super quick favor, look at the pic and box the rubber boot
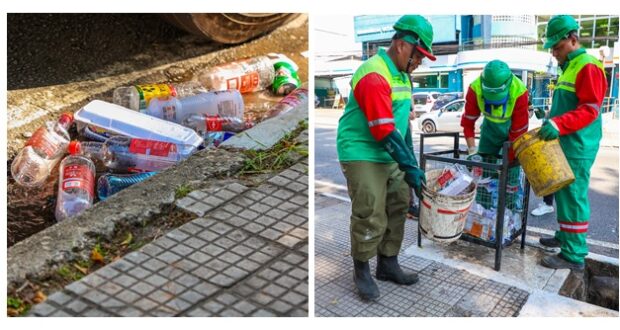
[539,236,561,248]
[541,253,585,271]
[353,259,380,301]
[376,254,419,285]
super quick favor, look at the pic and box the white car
[417,99,544,134]
[412,92,441,117]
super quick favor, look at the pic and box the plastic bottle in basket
[112,81,206,111]
[55,147,96,222]
[271,54,301,96]
[11,113,74,187]
[145,90,244,124]
[69,136,187,173]
[97,172,157,201]
[198,56,275,94]
[183,114,254,134]
[265,83,308,119]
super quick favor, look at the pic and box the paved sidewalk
[315,193,617,317]
[28,161,308,317]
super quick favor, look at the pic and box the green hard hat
[481,60,513,103]
[543,15,580,49]
[393,15,435,60]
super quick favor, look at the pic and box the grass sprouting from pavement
[240,120,308,175]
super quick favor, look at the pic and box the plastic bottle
[145,90,244,124]
[112,81,206,111]
[203,132,236,148]
[70,136,187,173]
[55,148,96,222]
[198,56,275,94]
[183,114,254,134]
[97,172,157,201]
[271,54,301,96]
[11,113,74,187]
[265,83,308,119]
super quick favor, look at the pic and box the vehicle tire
[422,120,436,134]
[161,13,301,44]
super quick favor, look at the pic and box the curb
[7,111,308,288]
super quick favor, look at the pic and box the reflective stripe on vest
[470,75,527,124]
[556,54,605,95]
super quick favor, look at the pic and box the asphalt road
[315,108,619,257]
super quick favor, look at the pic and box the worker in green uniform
[336,15,436,301]
[461,60,530,162]
[538,15,608,271]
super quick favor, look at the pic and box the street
[314,108,619,258]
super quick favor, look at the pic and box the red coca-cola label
[62,164,94,195]
[205,116,223,131]
[128,138,176,157]
[226,72,259,93]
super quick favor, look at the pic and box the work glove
[538,120,559,141]
[534,108,547,120]
[380,130,426,198]
[467,146,477,156]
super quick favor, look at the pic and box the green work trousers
[341,161,410,262]
[554,158,595,264]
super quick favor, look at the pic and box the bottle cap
[59,112,74,125]
[68,141,81,155]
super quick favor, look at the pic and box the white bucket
[419,169,477,243]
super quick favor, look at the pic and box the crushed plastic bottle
[183,114,254,134]
[270,53,301,96]
[11,113,74,187]
[145,90,244,124]
[55,147,95,222]
[197,56,275,94]
[69,136,189,173]
[97,172,157,201]
[112,81,206,111]
[265,83,308,119]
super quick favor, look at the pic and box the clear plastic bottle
[265,83,308,119]
[183,114,254,134]
[11,113,74,187]
[203,131,236,148]
[55,148,96,222]
[145,90,244,124]
[70,136,186,173]
[112,81,206,111]
[97,172,157,201]
[197,56,275,94]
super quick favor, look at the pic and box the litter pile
[10,53,308,224]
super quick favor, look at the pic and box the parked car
[412,92,441,117]
[431,92,464,111]
[417,99,544,134]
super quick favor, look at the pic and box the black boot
[376,254,419,285]
[353,259,380,301]
[541,253,584,271]
[539,236,561,248]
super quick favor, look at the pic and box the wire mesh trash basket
[417,132,531,271]
[419,168,477,243]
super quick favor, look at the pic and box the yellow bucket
[513,128,575,197]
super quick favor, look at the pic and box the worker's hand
[404,167,426,199]
[538,120,559,141]
[467,146,477,155]
[534,108,546,119]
